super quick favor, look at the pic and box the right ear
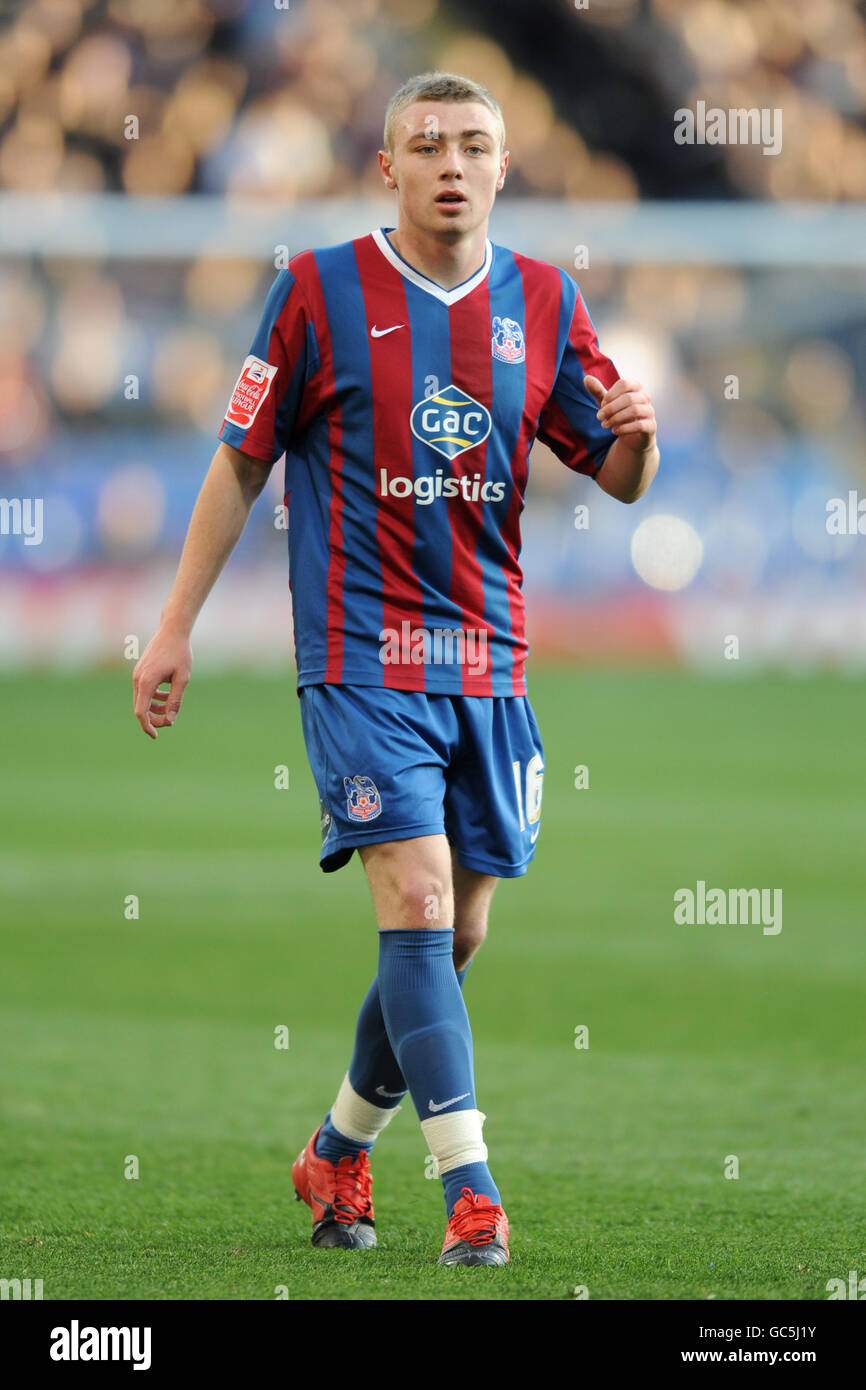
[378,150,398,190]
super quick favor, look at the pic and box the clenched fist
[584,375,657,453]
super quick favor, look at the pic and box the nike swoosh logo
[428,1092,470,1113]
[375,1085,405,1098]
[371,324,405,337]
[530,827,540,843]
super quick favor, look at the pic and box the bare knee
[453,920,487,970]
[388,874,452,930]
[359,837,454,931]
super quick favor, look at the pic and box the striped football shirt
[218,226,620,695]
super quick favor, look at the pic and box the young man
[133,72,658,1267]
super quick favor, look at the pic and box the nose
[439,145,463,178]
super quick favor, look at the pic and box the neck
[386,223,488,291]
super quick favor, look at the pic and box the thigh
[298,683,458,874]
[445,694,545,878]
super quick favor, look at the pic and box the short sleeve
[536,273,620,478]
[218,268,317,465]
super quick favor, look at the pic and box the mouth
[435,190,467,207]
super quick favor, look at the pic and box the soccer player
[133,72,658,1267]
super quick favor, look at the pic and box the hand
[584,375,657,452]
[133,626,192,739]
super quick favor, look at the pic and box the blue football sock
[315,958,474,1165]
[347,960,472,1107]
[376,928,499,1213]
[347,976,408,1108]
[377,929,474,1113]
[441,1161,500,1216]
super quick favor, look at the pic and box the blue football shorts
[298,683,545,878]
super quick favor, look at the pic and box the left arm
[583,375,659,503]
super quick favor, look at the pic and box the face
[379,100,508,240]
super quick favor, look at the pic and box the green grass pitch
[1,666,864,1301]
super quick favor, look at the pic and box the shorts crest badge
[343,774,382,821]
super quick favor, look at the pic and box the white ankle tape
[329,1073,402,1143]
[420,1108,488,1174]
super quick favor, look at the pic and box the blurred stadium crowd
[4,0,866,200]
[1,0,865,666]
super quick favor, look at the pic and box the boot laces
[331,1150,373,1224]
[449,1187,502,1246]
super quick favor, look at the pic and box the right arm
[132,441,272,739]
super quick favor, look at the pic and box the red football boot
[292,1125,377,1249]
[438,1187,510,1266]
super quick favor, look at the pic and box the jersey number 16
[512,754,544,831]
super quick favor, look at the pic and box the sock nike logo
[428,1092,470,1113]
[375,1085,405,1098]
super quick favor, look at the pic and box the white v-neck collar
[371,227,493,306]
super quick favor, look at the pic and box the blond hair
[384,71,506,154]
